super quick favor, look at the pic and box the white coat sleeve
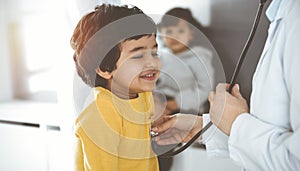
[202,114,230,158]
[229,114,300,171]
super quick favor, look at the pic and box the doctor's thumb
[232,84,243,98]
[208,91,215,103]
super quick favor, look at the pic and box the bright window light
[15,0,74,101]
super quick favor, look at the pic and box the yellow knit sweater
[74,87,159,171]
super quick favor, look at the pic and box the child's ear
[95,68,113,80]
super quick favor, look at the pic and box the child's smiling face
[101,34,161,99]
[161,19,193,54]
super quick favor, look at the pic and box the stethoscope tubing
[159,0,268,158]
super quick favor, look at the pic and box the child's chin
[142,85,155,92]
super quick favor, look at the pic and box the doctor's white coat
[203,0,300,170]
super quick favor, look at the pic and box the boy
[70,4,161,171]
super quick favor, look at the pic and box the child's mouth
[140,71,157,80]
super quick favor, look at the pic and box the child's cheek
[158,59,162,70]
[115,61,142,81]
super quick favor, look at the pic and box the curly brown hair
[71,4,157,88]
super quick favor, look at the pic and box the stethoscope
[154,0,268,158]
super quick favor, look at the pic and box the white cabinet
[0,101,74,171]
[0,123,47,171]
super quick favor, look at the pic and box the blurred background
[0,0,270,170]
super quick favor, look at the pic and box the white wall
[122,0,211,26]
[0,0,13,101]
[75,0,121,16]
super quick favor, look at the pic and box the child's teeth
[146,73,153,77]
[141,72,155,78]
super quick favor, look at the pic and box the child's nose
[168,33,180,40]
[144,52,159,67]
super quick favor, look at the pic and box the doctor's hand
[151,114,202,145]
[208,83,249,135]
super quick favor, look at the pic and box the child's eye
[178,29,185,34]
[131,54,143,59]
[151,52,159,57]
[166,29,173,35]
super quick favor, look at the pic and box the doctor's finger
[216,83,228,94]
[152,115,177,133]
[154,129,182,140]
[182,128,201,143]
[155,130,185,145]
[156,135,182,145]
[208,91,215,103]
[232,84,243,99]
[152,112,170,127]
